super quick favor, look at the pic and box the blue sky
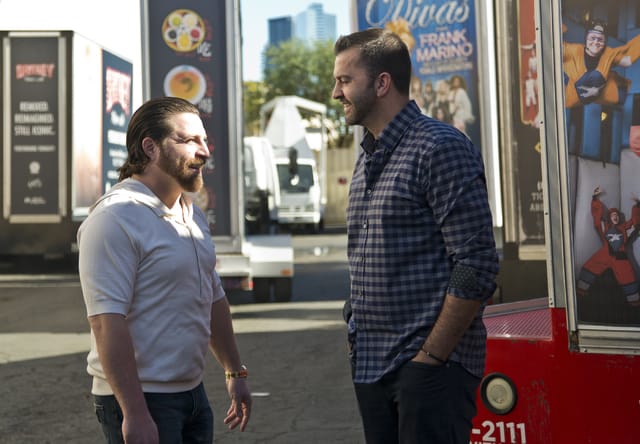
[240,0,352,81]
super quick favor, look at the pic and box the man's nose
[332,82,342,100]
[198,142,211,158]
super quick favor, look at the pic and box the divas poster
[356,0,482,147]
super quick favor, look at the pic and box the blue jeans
[93,382,214,444]
[354,360,480,444]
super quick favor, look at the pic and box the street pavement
[0,232,365,443]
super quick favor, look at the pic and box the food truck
[0,0,293,302]
[353,1,639,442]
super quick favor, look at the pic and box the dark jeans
[93,382,214,444]
[354,360,480,444]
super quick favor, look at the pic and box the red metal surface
[472,304,640,444]
[483,305,553,339]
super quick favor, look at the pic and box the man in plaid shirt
[333,28,499,444]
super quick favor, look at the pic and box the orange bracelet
[225,365,248,379]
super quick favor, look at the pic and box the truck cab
[273,144,324,232]
[260,95,328,233]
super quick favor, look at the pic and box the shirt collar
[94,178,191,220]
[360,100,421,156]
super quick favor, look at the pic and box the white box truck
[260,95,327,233]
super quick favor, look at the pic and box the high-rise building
[263,4,337,77]
[267,3,337,47]
[268,16,293,47]
[294,3,337,43]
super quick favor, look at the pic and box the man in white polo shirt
[78,96,251,443]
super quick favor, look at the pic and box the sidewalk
[0,284,364,443]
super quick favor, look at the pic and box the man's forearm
[422,294,482,361]
[209,298,243,371]
[88,314,148,417]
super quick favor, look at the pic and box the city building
[262,3,337,78]
[267,3,336,47]
[293,3,337,43]
[267,15,293,47]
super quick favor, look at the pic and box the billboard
[145,1,231,236]
[101,50,133,192]
[561,0,640,326]
[355,0,482,147]
[514,0,545,245]
[71,35,133,218]
[2,33,64,222]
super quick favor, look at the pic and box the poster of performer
[515,0,545,244]
[518,0,539,126]
[355,0,482,147]
[562,0,640,326]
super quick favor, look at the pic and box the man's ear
[141,137,157,160]
[376,72,392,97]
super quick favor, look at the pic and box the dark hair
[118,96,199,181]
[585,19,608,42]
[449,74,467,90]
[334,28,411,95]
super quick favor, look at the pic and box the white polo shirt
[78,178,225,395]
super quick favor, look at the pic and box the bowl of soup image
[163,65,207,104]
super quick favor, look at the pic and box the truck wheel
[253,278,271,303]
[274,278,293,302]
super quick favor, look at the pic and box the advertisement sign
[355,0,482,147]
[146,1,231,236]
[562,0,640,326]
[3,34,63,221]
[514,0,545,245]
[101,50,133,192]
[71,35,103,216]
[71,36,132,218]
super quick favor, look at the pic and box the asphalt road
[0,231,364,443]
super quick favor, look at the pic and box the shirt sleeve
[424,134,499,302]
[212,270,226,303]
[78,209,139,317]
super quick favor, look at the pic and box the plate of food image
[162,9,206,52]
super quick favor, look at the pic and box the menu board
[4,34,63,220]
[146,1,231,236]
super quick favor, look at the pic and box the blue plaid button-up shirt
[347,101,499,383]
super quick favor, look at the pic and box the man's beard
[344,82,377,126]
[158,147,204,192]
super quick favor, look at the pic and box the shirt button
[362,222,367,229]
[366,189,372,195]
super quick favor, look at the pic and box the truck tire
[253,278,271,303]
[274,278,293,302]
